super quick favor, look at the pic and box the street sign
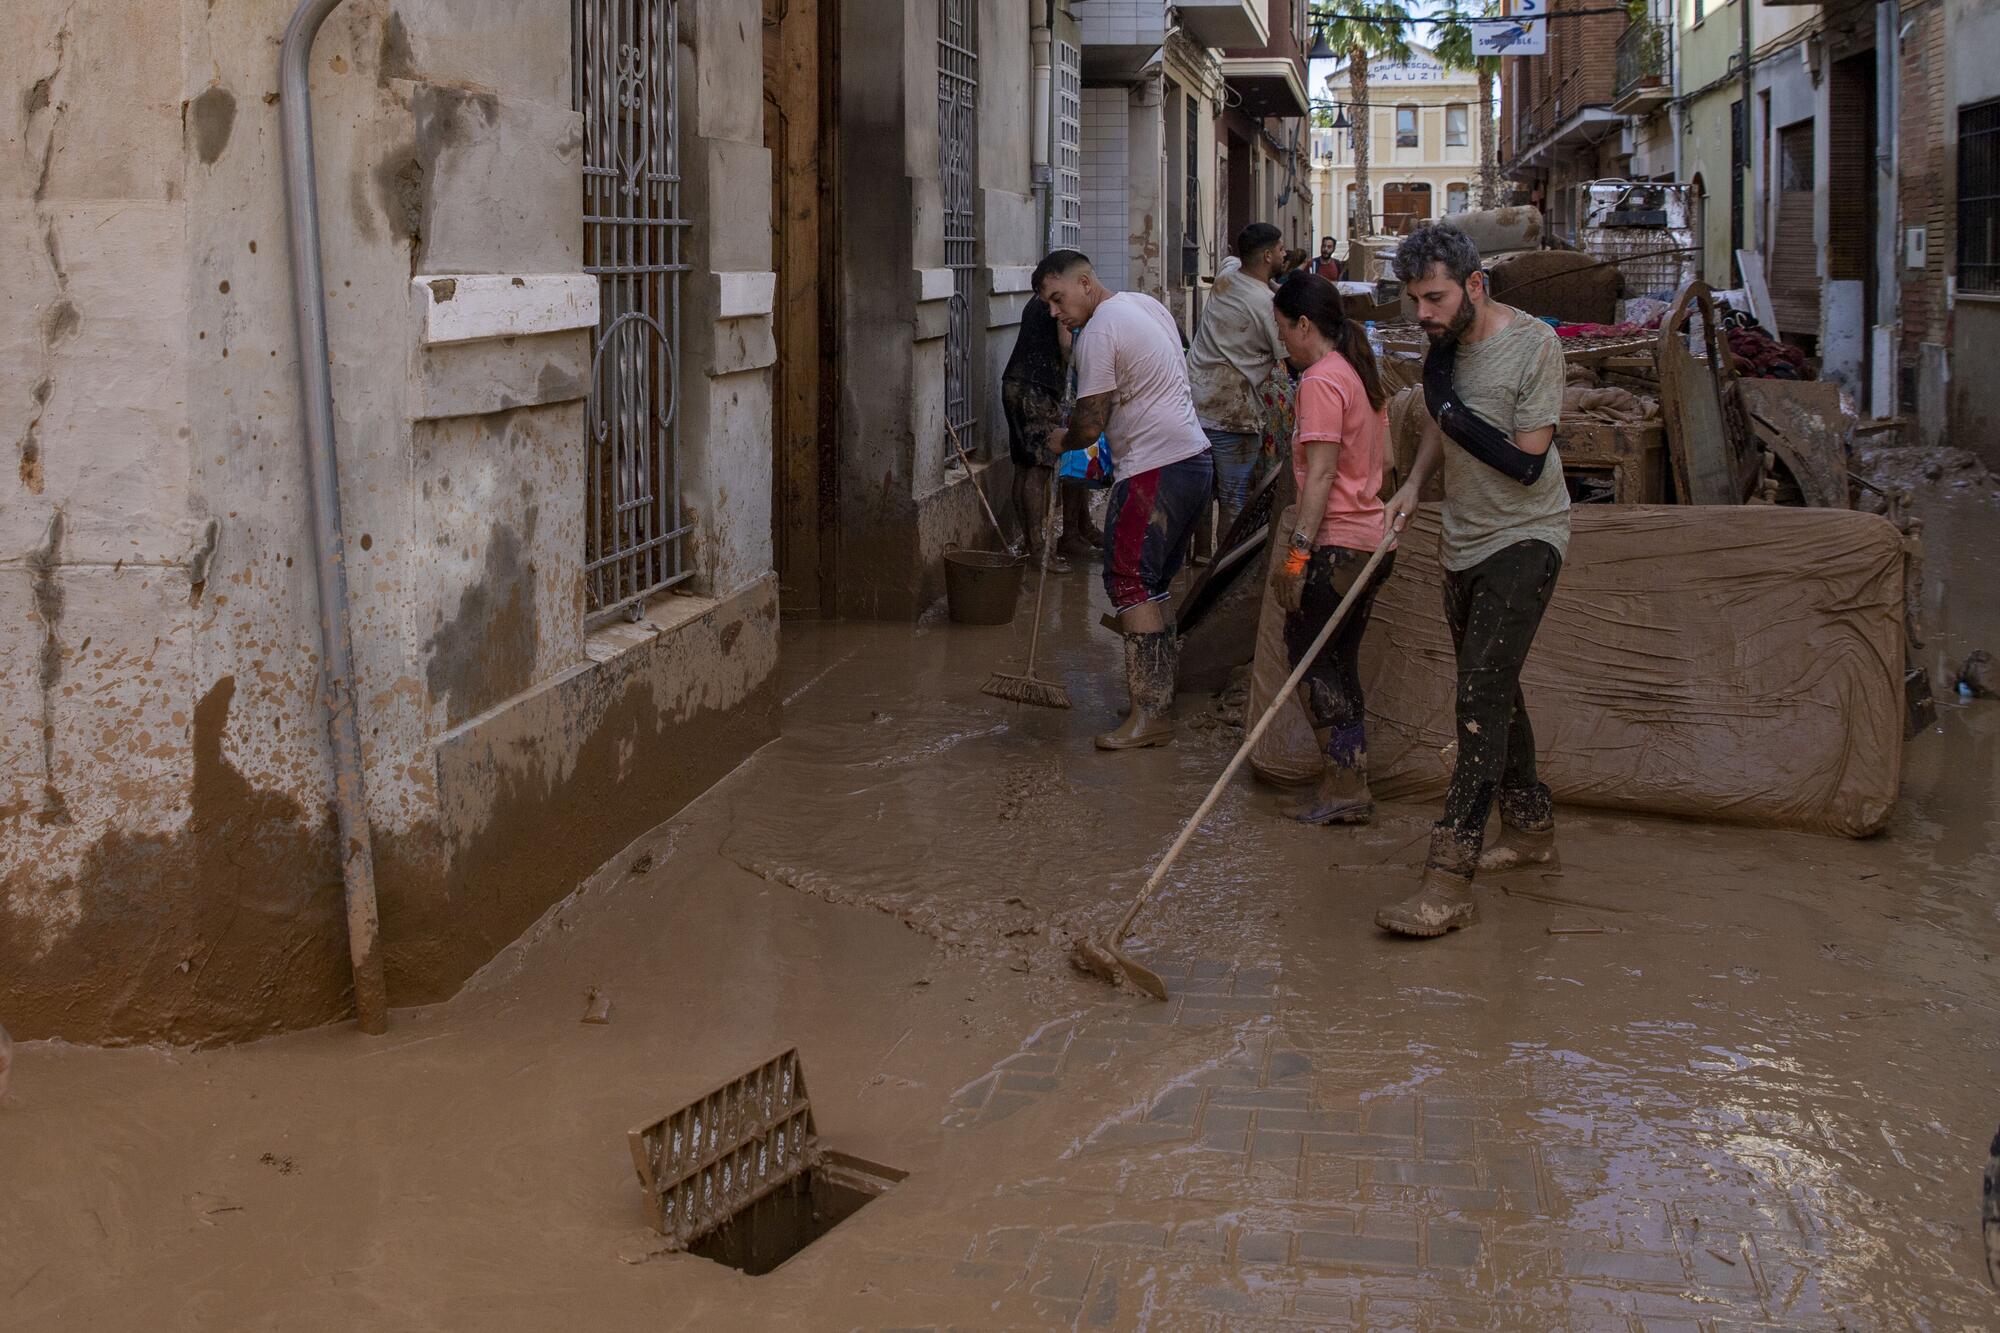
[1472,0,1546,57]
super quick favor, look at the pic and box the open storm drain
[628,1048,905,1275]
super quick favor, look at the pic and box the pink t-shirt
[1073,292,1211,477]
[1292,349,1390,552]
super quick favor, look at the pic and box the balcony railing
[1614,20,1668,106]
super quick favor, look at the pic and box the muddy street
[1,481,1994,1329]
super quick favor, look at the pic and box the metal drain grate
[628,1048,821,1245]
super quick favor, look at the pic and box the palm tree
[1431,1,1504,208]
[1311,2,1414,240]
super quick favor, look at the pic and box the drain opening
[687,1152,903,1275]
[628,1049,906,1273]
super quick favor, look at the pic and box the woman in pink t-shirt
[1267,271,1396,826]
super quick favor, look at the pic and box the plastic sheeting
[1253,505,1906,836]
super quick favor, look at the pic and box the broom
[1070,527,1397,999]
[982,479,1070,708]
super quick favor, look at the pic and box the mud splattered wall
[835,0,1045,619]
[1,0,778,1045]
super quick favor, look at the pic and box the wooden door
[1769,123,1819,341]
[1382,183,1432,236]
[765,0,833,615]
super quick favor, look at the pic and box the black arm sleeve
[1422,340,1548,486]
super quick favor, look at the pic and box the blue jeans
[1203,427,1261,516]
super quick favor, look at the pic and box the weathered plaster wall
[836,0,1022,620]
[2,0,778,1044]
[1128,76,1168,302]
[978,0,1038,467]
[681,2,778,598]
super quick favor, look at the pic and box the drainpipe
[1873,0,1902,418]
[1737,0,1752,263]
[280,0,390,1035]
[1032,4,1055,252]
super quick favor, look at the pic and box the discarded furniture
[1351,506,1906,837]
[1555,418,1669,504]
[1485,249,1623,325]
[1735,378,1852,509]
[1441,205,1545,259]
[1657,283,1758,505]
[1572,180,1698,297]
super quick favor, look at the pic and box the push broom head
[982,670,1071,709]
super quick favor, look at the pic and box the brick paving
[850,952,1918,1329]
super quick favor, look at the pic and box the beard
[1424,293,1478,346]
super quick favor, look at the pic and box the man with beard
[1306,235,1345,281]
[1377,223,1569,938]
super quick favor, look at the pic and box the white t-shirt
[1072,292,1211,477]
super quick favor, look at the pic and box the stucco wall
[836,0,1033,620]
[2,0,778,1044]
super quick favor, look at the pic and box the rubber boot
[1096,630,1177,750]
[1376,827,1479,938]
[1476,783,1558,875]
[1291,723,1373,825]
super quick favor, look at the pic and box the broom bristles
[982,671,1071,709]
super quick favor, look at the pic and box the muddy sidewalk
[4,490,1999,1330]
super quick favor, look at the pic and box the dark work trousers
[1283,545,1396,769]
[1435,538,1563,864]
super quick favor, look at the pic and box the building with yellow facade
[1310,45,1481,256]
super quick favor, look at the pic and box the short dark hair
[1321,235,1336,245]
[1032,249,1092,293]
[1234,222,1283,261]
[1391,222,1483,286]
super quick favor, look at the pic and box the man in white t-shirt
[1033,249,1215,750]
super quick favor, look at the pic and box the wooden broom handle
[1110,527,1398,944]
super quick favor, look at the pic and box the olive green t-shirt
[1438,307,1571,571]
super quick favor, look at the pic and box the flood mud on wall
[1,0,780,1044]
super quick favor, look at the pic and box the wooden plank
[1657,283,1754,505]
[1735,249,1777,335]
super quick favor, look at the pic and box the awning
[1221,57,1310,120]
[1512,107,1625,172]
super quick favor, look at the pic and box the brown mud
[2,487,1999,1328]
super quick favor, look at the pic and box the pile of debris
[1367,276,1945,741]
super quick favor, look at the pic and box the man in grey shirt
[1377,223,1570,938]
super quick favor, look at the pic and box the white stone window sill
[415,273,598,346]
[584,591,720,664]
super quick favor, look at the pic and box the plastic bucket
[942,548,1025,625]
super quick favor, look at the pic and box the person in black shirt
[1002,295,1073,561]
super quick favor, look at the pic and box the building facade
[1312,47,1483,253]
[1219,0,1316,257]
[1952,0,2000,462]
[0,0,1124,1045]
[1076,0,1309,337]
[1500,0,1978,461]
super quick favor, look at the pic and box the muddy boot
[1291,724,1373,825]
[1376,827,1479,938]
[1476,783,1558,875]
[1096,630,1177,750]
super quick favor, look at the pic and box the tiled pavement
[897,958,1853,1329]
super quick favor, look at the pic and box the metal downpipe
[280,0,389,1035]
